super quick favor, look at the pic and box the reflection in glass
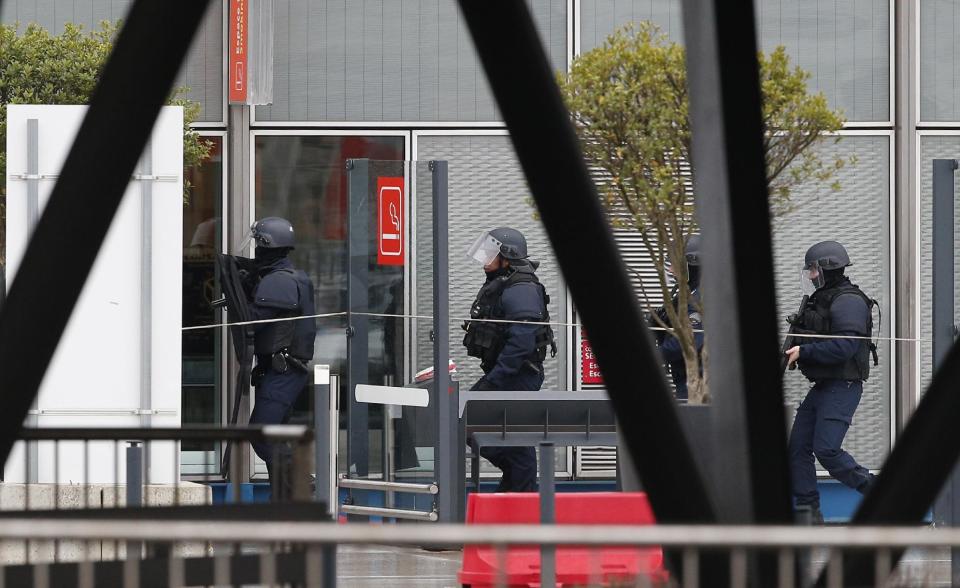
[181,136,223,476]
[254,136,405,478]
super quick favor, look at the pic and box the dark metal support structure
[932,159,960,584]
[430,160,457,523]
[680,0,793,527]
[126,442,144,561]
[840,159,960,584]
[0,0,212,463]
[346,158,371,478]
[457,0,715,528]
[539,442,557,588]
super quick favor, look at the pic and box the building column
[894,0,919,431]
[227,103,252,482]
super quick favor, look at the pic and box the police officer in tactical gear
[244,217,317,495]
[650,235,704,402]
[462,227,556,492]
[784,241,878,523]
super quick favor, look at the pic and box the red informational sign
[581,330,604,385]
[228,0,248,103]
[377,177,404,266]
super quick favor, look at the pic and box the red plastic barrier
[459,492,669,587]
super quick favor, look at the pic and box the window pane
[918,136,960,391]
[771,134,891,470]
[254,135,405,478]
[0,1,224,123]
[255,0,566,122]
[578,0,890,122]
[920,1,960,122]
[181,136,224,475]
[414,134,568,394]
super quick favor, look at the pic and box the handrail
[15,425,312,443]
[338,477,439,495]
[0,520,953,548]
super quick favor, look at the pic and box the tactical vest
[254,268,317,361]
[792,281,878,382]
[461,270,557,370]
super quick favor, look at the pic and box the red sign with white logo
[228,0,248,103]
[377,177,404,266]
[581,330,604,385]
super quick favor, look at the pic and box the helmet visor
[800,262,825,296]
[466,231,503,266]
[238,222,258,254]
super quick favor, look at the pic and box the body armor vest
[461,270,557,370]
[254,268,317,361]
[792,281,878,382]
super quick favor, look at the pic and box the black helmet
[684,234,701,266]
[489,227,528,261]
[668,234,702,268]
[804,241,851,270]
[250,217,295,249]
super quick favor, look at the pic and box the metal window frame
[572,0,894,128]
[180,130,230,481]
[834,0,898,128]
[914,128,960,401]
[411,128,571,393]
[914,0,960,128]
[411,128,575,479]
[835,129,900,465]
[246,3,572,130]
[188,0,228,129]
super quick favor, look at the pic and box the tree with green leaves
[559,23,850,404]
[0,21,211,265]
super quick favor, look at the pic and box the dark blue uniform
[471,275,548,492]
[658,289,704,401]
[788,284,875,509]
[247,257,315,482]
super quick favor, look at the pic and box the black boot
[809,505,825,525]
[795,504,824,525]
[857,472,877,495]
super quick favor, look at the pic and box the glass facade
[5,0,949,482]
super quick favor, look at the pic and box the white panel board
[355,384,429,407]
[4,105,183,483]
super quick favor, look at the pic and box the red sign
[377,177,404,266]
[581,330,604,385]
[228,0,248,103]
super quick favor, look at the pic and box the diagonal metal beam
[680,0,794,526]
[839,325,960,583]
[0,0,212,463]
[456,1,716,525]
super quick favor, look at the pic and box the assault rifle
[780,295,809,376]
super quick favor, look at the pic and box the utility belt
[480,358,545,377]
[251,349,309,387]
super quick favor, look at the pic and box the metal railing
[10,425,315,506]
[0,520,953,587]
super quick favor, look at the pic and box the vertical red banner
[377,177,404,266]
[581,329,604,385]
[228,0,248,103]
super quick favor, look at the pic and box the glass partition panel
[254,136,404,478]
